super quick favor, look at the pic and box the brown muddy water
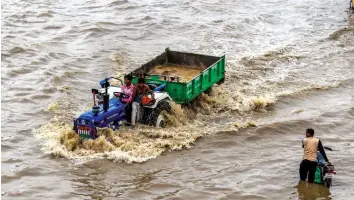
[1,0,354,199]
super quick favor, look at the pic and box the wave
[9,46,26,54]
[328,27,354,40]
[240,48,303,68]
[6,68,33,77]
[107,0,129,7]
[277,81,342,97]
[37,10,55,18]
[43,25,63,30]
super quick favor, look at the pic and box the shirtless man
[131,77,155,125]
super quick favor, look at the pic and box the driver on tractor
[120,74,135,125]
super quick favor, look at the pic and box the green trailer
[130,48,226,104]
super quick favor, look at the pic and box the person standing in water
[300,128,330,183]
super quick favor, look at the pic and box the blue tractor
[73,77,172,139]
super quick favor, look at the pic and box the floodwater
[1,0,354,199]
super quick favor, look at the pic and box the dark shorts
[125,102,132,123]
[299,159,318,183]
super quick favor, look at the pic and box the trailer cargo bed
[131,48,225,104]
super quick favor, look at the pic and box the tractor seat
[147,84,158,90]
[153,83,166,92]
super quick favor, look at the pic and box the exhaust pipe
[91,89,100,115]
[103,94,109,112]
[103,80,110,112]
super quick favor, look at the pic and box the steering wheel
[113,92,130,99]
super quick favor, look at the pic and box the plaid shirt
[121,84,134,103]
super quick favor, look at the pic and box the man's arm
[318,140,329,162]
[146,85,155,100]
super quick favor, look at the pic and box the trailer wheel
[203,87,213,95]
[217,77,225,85]
[146,101,172,128]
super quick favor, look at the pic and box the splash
[51,72,82,84]
[37,121,204,163]
[36,45,342,163]
[184,88,237,116]
[250,97,274,111]
[60,130,80,151]
[57,85,72,92]
[35,78,337,164]
[37,86,269,164]
[163,102,188,126]
[109,52,130,76]
[185,87,275,115]
[47,102,59,113]
[36,98,206,163]
[233,121,257,129]
[109,52,126,65]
